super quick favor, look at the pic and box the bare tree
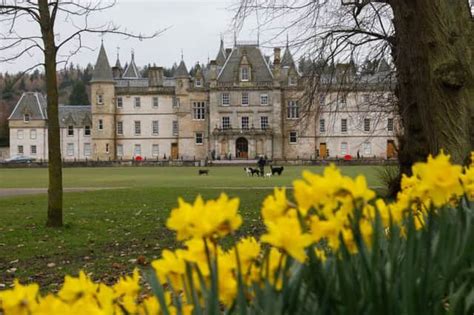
[235,0,473,175]
[0,0,164,227]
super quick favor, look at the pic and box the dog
[270,166,284,176]
[244,167,260,177]
[198,169,209,176]
[264,172,273,178]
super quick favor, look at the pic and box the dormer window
[195,78,202,87]
[97,94,104,105]
[240,66,250,82]
[289,76,297,86]
[24,114,30,122]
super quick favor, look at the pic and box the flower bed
[1,152,473,314]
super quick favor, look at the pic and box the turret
[90,42,116,160]
[175,59,189,93]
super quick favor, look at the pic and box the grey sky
[0,0,287,73]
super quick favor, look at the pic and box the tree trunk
[390,0,474,172]
[38,0,63,227]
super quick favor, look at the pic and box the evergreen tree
[68,81,89,105]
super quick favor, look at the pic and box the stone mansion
[8,39,398,161]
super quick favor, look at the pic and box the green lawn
[0,165,384,290]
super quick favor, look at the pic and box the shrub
[1,152,474,315]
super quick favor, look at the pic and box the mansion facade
[9,39,399,161]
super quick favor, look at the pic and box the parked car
[3,156,36,164]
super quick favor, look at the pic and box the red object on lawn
[135,155,143,161]
[344,154,352,161]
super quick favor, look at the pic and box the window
[152,120,159,135]
[152,144,159,156]
[97,94,104,105]
[153,97,159,108]
[117,97,123,108]
[387,118,394,132]
[17,130,24,139]
[287,101,299,119]
[241,66,249,81]
[364,118,371,132]
[67,143,74,156]
[172,120,179,136]
[98,119,103,130]
[134,97,141,108]
[241,116,249,130]
[241,92,249,106]
[24,114,30,122]
[18,145,24,155]
[319,119,326,133]
[116,144,123,157]
[339,95,347,106]
[289,76,297,86]
[222,93,230,106]
[68,125,74,136]
[134,121,141,135]
[341,142,348,155]
[341,119,348,133]
[173,97,180,108]
[222,116,231,129]
[260,116,269,130]
[30,129,37,140]
[117,121,123,135]
[319,95,326,105]
[105,144,110,154]
[195,132,203,145]
[30,145,37,155]
[195,78,202,87]
[134,144,141,156]
[84,143,91,156]
[289,131,298,144]
[260,94,268,105]
[84,126,91,136]
[363,142,372,156]
[193,102,206,120]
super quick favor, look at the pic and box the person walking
[257,156,266,177]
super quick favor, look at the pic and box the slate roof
[122,53,141,79]
[90,43,114,83]
[175,60,189,78]
[59,106,92,127]
[8,92,47,120]
[217,44,273,83]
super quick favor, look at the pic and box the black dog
[244,167,260,177]
[271,166,284,176]
[198,169,209,175]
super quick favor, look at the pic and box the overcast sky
[0,0,289,73]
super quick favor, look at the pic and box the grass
[0,165,383,290]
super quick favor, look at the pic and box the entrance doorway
[171,143,179,160]
[387,140,396,158]
[319,143,327,158]
[236,137,249,159]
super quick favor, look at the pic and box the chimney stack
[209,60,218,87]
[274,47,281,65]
[148,66,164,87]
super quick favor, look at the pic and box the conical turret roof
[91,43,114,83]
[281,47,296,69]
[216,39,227,66]
[175,60,189,78]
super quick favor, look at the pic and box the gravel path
[0,187,122,198]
